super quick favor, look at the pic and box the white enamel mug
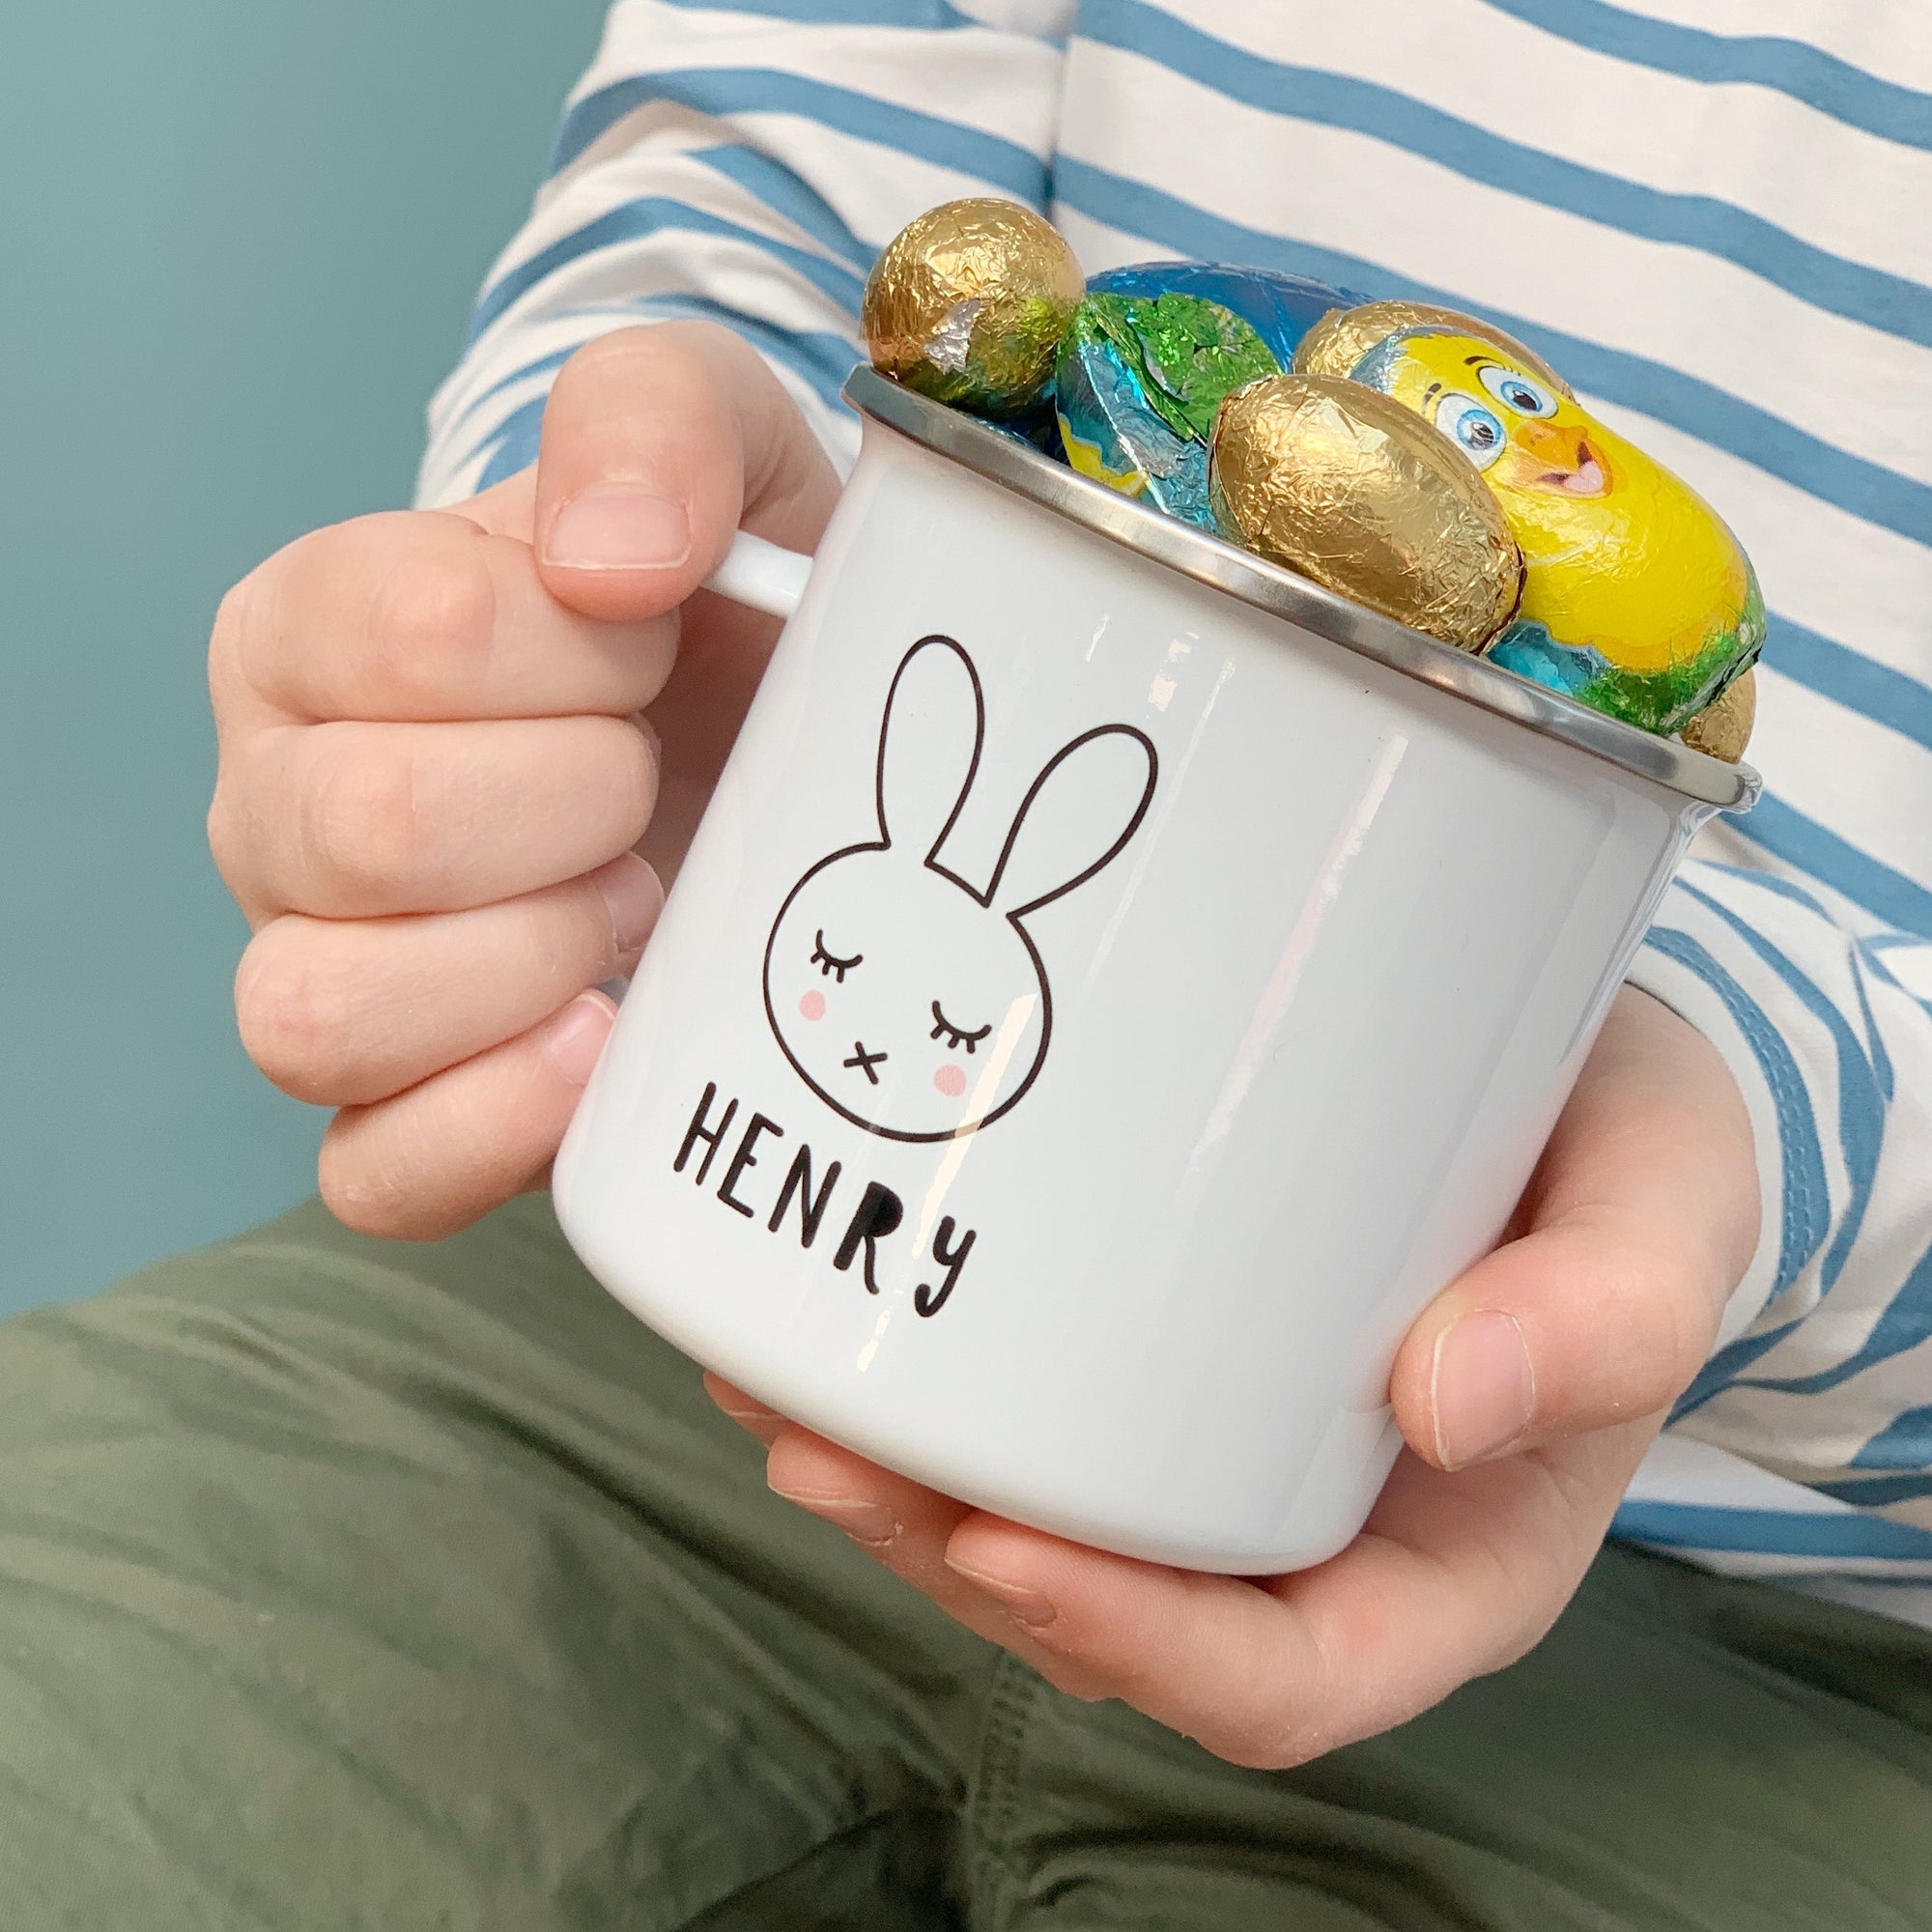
[554,366,1757,1575]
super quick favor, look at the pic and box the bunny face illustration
[763,636,1158,1142]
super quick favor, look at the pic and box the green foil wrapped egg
[863,199,1084,417]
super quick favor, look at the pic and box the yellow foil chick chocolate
[1348,324,1765,734]
[1209,374,1523,652]
[864,198,1084,417]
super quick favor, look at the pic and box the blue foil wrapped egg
[1055,289,1281,526]
[1087,262,1364,367]
[974,406,1066,462]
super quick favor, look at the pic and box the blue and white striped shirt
[420,0,1932,1628]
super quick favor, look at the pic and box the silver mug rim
[844,363,1761,813]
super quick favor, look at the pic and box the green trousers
[0,1198,1925,1929]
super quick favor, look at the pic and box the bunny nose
[843,1041,889,1085]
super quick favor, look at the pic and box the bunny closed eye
[930,1003,991,1055]
[810,931,863,983]
[763,636,1158,1143]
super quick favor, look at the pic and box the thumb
[532,321,841,623]
[1389,986,1761,1470]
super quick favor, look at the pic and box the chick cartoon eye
[929,1001,992,1055]
[1435,392,1507,469]
[1477,364,1556,419]
[810,930,863,982]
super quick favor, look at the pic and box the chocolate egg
[1348,326,1765,733]
[1209,374,1523,650]
[864,198,1083,416]
[1056,291,1280,526]
[1294,299,1572,401]
[1680,668,1756,762]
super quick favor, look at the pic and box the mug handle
[700,529,811,620]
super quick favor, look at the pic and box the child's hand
[712,987,1761,1764]
[209,324,839,1238]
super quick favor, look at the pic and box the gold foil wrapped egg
[1209,374,1524,651]
[864,198,1084,416]
[1680,668,1756,762]
[1294,299,1572,401]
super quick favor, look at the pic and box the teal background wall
[0,4,610,1311]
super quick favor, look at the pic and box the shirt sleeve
[1625,858,1932,1542]
[415,0,1073,508]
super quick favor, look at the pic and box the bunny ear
[875,636,985,861]
[986,724,1158,920]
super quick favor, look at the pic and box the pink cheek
[798,990,827,1022]
[932,1064,967,1098]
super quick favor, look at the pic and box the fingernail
[944,1556,1059,1630]
[1431,1310,1536,1470]
[714,1403,784,1446]
[767,1484,900,1548]
[544,488,692,571]
[542,992,612,1088]
[593,853,665,954]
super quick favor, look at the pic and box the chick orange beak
[1515,417,1610,497]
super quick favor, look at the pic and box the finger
[319,990,616,1242]
[941,1426,1651,1770]
[760,1427,1119,1702]
[703,1376,788,1447]
[1391,987,1760,1470]
[457,466,538,543]
[533,322,839,623]
[237,853,664,1106]
[212,509,678,726]
[228,714,657,921]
